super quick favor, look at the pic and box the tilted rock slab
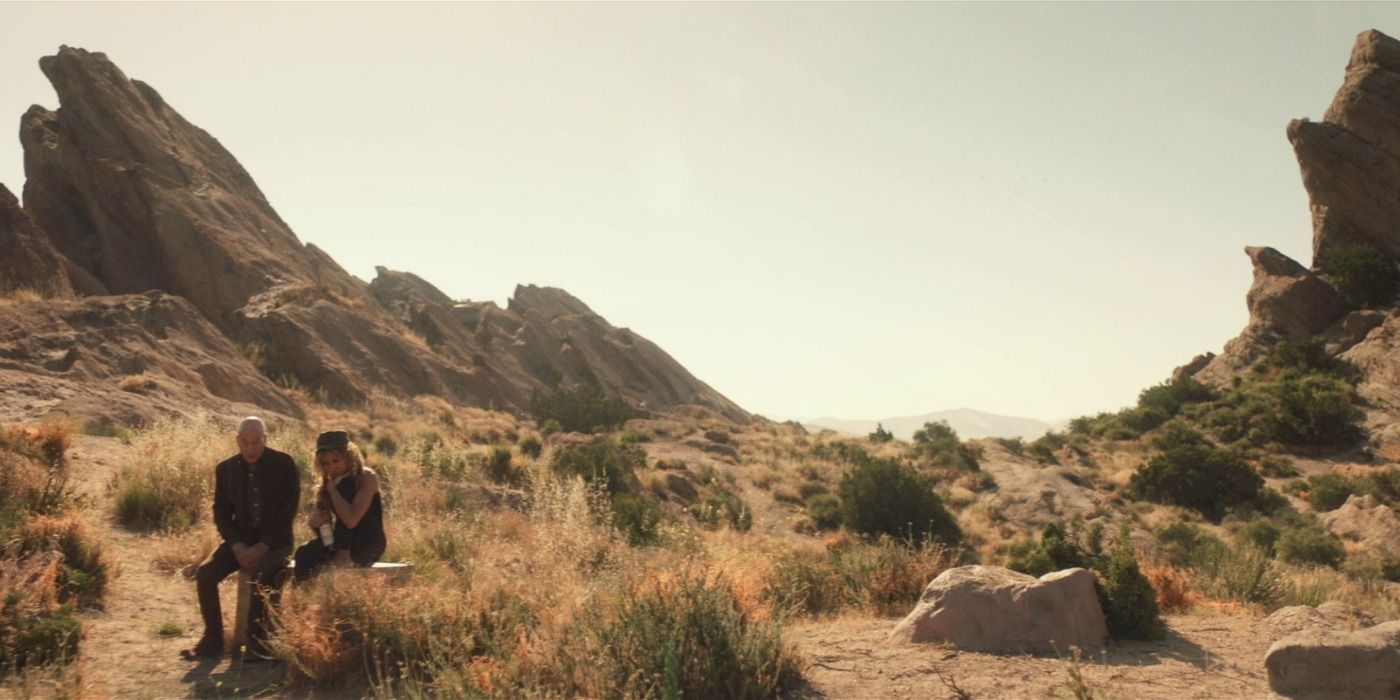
[1290,29,1400,263]
[888,566,1107,655]
[1264,620,1400,699]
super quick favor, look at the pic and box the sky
[2,3,1398,424]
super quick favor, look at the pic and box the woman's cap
[316,430,351,453]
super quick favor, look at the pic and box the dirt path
[66,435,283,699]
[792,612,1278,699]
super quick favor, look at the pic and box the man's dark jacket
[212,448,300,550]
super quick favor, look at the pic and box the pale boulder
[888,565,1107,655]
[1264,620,1400,698]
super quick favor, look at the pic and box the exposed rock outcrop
[1319,493,1400,553]
[6,46,751,424]
[1264,620,1400,699]
[1290,30,1400,263]
[0,291,301,428]
[1266,602,1380,641]
[0,183,103,297]
[889,566,1107,654]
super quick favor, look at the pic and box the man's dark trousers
[196,543,293,642]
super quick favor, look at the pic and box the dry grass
[150,523,219,578]
[13,514,114,609]
[1141,561,1201,613]
[112,414,226,531]
[115,374,157,394]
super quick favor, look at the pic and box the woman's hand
[307,509,331,529]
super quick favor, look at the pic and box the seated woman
[293,430,385,582]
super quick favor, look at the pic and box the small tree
[837,456,960,547]
[868,423,894,444]
[1099,526,1165,640]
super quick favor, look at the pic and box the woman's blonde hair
[317,441,366,487]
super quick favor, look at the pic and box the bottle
[319,522,334,552]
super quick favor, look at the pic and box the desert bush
[868,424,894,443]
[994,436,1026,455]
[518,435,542,459]
[0,423,73,519]
[113,413,231,531]
[1319,242,1399,309]
[805,494,842,531]
[771,485,803,505]
[1275,524,1345,568]
[1257,455,1299,478]
[610,492,662,545]
[1099,529,1165,640]
[1302,473,1362,512]
[1026,431,1067,463]
[371,434,398,457]
[1154,521,1221,567]
[912,421,978,469]
[1188,539,1284,605]
[0,554,81,673]
[1262,373,1363,447]
[1007,521,1101,577]
[689,488,752,533]
[529,384,631,434]
[552,441,643,497]
[13,516,111,609]
[1140,561,1199,612]
[483,446,520,485]
[797,481,828,499]
[587,570,800,700]
[765,538,953,617]
[838,456,960,547]
[1127,423,1261,521]
[1237,517,1281,555]
[1344,549,1400,583]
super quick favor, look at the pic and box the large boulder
[1266,602,1379,640]
[1319,493,1400,553]
[1290,29,1400,263]
[1264,620,1400,698]
[888,566,1107,654]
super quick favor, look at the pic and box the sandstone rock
[1172,352,1215,381]
[1290,30,1400,262]
[0,291,301,428]
[1266,602,1380,640]
[0,183,103,297]
[1194,247,1348,387]
[889,566,1107,654]
[703,430,731,444]
[1341,311,1400,413]
[1264,620,1400,698]
[1319,493,1400,552]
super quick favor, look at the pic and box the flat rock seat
[232,561,414,645]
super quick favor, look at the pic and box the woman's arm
[327,471,379,529]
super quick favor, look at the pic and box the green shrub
[689,489,752,532]
[805,494,842,530]
[1319,242,1399,309]
[868,424,894,443]
[594,571,801,700]
[1189,539,1285,605]
[1099,529,1165,640]
[551,442,643,497]
[1137,377,1218,422]
[1262,373,1363,447]
[1303,473,1362,512]
[763,550,848,616]
[1128,425,1262,521]
[1026,432,1066,464]
[1237,518,1281,555]
[610,493,661,545]
[764,539,953,617]
[1364,467,1400,504]
[1007,522,1099,577]
[911,421,978,469]
[529,384,632,434]
[540,419,562,438]
[0,606,80,671]
[483,446,518,485]
[14,516,111,608]
[1257,455,1299,478]
[518,435,543,459]
[994,437,1025,455]
[838,456,960,547]
[1276,524,1346,568]
[372,434,398,457]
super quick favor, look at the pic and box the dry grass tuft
[115,374,157,394]
[112,413,226,531]
[1141,561,1200,612]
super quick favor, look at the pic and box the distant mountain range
[804,408,1054,441]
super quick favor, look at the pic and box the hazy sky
[3,3,1398,423]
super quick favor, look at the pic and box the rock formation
[888,566,1107,654]
[1319,493,1400,553]
[1290,29,1400,263]
[1266,602,1379,641]
[0,291,301,429]
[2,45,751,425]
[0,183,103,297]
[1264,620,1400,698]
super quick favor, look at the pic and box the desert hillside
[2,29,1400,700]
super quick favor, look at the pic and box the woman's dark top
[333,471,386,566]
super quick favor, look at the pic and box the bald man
[185,417,300,660]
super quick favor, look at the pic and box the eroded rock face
[1290,29,1400,263]
[1319,493,1400,552]
[0,183,103,297]
[888,566,1107,654]
[0,291,301,428]
[1264,620,1400,699]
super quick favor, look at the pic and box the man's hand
[231,542,270,569]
